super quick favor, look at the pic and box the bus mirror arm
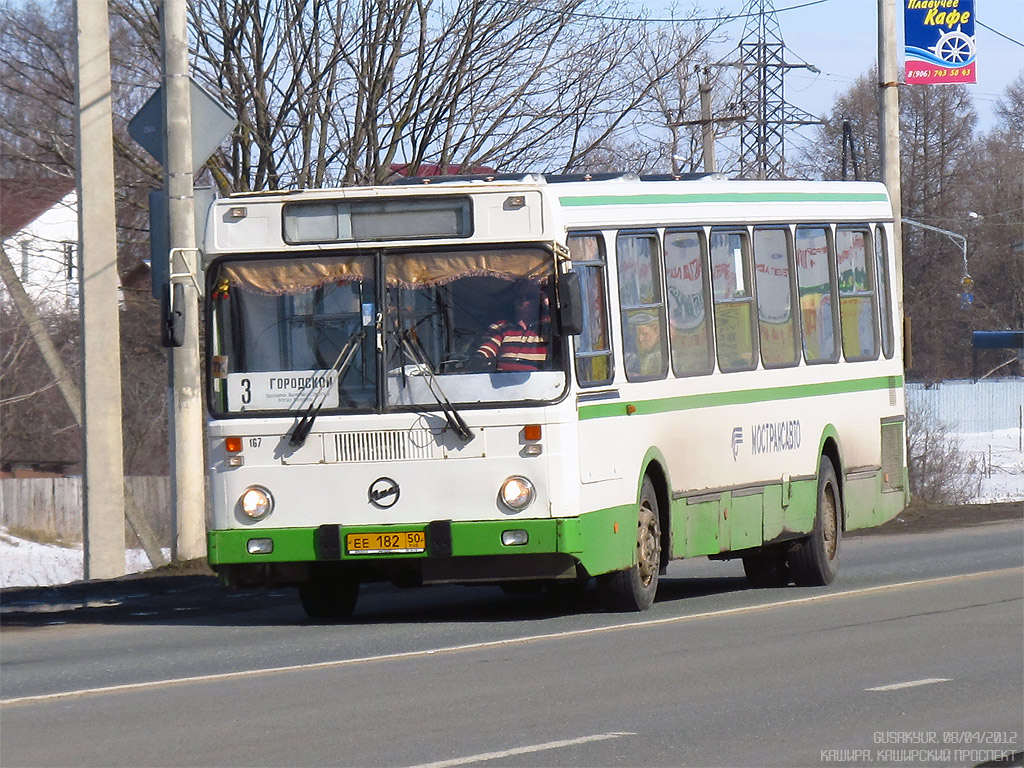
[558,271,584,336]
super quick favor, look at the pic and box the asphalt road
[1,520,1022,768]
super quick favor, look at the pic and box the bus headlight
[239,485,274,520]
[499,476,535,511]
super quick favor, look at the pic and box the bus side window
[568,234,614,386]
[753,227,799,368]
[795,226,840,364]
[874,226,895,359]
[836,227,879,361]
[617,231,668,381]
[664,229,714,376]
[710,228,757,372]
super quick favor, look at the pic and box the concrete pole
[879,0,904,315]
[163,0,206,561]
[74,0,126,579]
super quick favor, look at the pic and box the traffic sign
[128,79,235,172]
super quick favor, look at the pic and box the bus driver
[470,280,549,372]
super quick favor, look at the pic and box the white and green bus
[202,174,908,618]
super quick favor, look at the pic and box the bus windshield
[207,246,567,416]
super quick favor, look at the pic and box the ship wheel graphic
[929,25,976,64]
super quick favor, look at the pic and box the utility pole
[699,76,717,174]
[879,0,904,309]
[670,69,744,174]
[162,0,206,561]
[74,0,125,579]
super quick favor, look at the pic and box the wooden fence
[0,476,172,545]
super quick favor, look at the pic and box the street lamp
[903,217,973,306]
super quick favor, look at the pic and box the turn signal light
[522,425,542,441]
[225,437,243,453]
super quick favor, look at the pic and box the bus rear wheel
[789,455,842,586]
[598,477,661,612]
[299,573,359,621]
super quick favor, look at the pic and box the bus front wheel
[789,455,842,586]
[598,477,661,611]
[299,572,360,621]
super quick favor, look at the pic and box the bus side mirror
[161,282,185,348]
[558,271,584,336]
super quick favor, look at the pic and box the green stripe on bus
[578,375,903,420]
[558,192,890,207]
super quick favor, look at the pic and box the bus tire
[597,476,661,611]
[790,455,842,587]
[742,547,790,588]
[299,575,359,621]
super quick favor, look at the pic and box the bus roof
[223,174,891,215]
[206,175,893,257]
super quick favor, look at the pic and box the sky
[643,0,1023,139]
[772,0,1022,129]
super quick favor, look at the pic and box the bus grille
[880,421,905,491]
[333,430,441,463]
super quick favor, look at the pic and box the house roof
[0,176,76,240]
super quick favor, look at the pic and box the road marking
[2,566,1020,708]
[866,678,951,692]
[406,732,635,768]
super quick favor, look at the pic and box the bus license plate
[346,531,426,555]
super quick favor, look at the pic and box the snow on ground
[958,428,1024,503]
[0,528,167,589]
[1,430,1020,590]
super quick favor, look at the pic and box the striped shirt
[474,321,547,372]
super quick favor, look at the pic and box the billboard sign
[905,0,977,84]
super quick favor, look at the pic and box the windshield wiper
[289,328,365,448]
[394,328,474,443]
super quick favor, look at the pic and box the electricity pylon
[735,0,820,178]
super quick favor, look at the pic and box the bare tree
[962,73,1024,377]
[792,70,880,181]
[136,0,727,189]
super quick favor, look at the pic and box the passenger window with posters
[664,229,714,376]
[795,226,839,364]
[753,228,798,367]
[568,234,613,386]
[617,232,668,381]
[710,228,756,371]
[836,228,878,361]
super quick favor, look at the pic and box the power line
[977,20,1024,48]
[497,0,833,25]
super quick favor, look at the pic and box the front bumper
[208,507,635,586]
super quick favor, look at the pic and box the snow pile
[0,527,167,589]
[958,428,1024,504]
